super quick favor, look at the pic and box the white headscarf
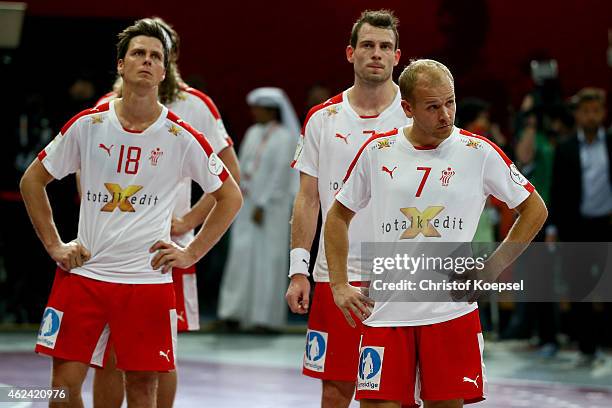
[246,87,301,137]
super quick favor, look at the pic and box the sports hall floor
[1,330,611,407]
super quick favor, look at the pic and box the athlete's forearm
[291,173,320,251]
[185,180,242,262]
[180,194,216,231]
[324,201,353,288]
[484,191,548,277]
[291,189,320,251]
[20,161,62,252]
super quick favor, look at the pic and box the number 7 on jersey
[415,166,431,197]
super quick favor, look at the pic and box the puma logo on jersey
[463,375,479,388]
[382,166,397,179]
[335,133,350,144]
[159,349,171,362]
[99,143,114,156]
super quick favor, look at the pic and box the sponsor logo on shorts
[159,349,171,363]
[463,374,480,388]
[303,329,327,373]
[36,307,63,349]
[357,346,384,391]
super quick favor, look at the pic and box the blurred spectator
[217,87,299,333]
[1,93,54,323]
[548,87,612,367]
[507,94,560,355]
[302,83,331,122]
[456,98,502,243]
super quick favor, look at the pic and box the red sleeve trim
[37,150,47,161]
[460,129,512,166]
[60,103,110,136]
[301,92,343,136]
[343,128,399,183]
[95,91,118,107]
[167,110,229,182]
[460,129,535,193]
[182,86,222,120]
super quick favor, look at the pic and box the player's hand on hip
[170,216,190,237]
[331,283,374,328]
[49,240,91,271]
[150,240,196,273]
[286,274,311,314]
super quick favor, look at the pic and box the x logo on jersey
[399,206,444,238]
[101,183,143,212]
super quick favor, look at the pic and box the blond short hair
[398,59,454,102]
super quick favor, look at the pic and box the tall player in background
[326,59,547,407]
[92,17,240,408]
[286,10,410,407]
[20,19,242,408]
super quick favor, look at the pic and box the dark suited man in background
[548,87,612,368]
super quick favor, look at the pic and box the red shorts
[302,282,365,382]
[36,267,177,372]
[172,266,199,332]
[355,310,486,406]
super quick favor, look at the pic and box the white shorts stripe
[182,273,200,330]
[90,324,110,367]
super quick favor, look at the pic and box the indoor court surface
[1,332,611,407]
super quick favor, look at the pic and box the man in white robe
[218,87,299,331]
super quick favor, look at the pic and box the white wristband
[289,248,311,278]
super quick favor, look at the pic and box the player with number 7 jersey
[330,60,546,407]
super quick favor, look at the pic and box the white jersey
[38,100,229,284]
[292,86,411,282]
[336,126,534,326]
[96,85,233,247]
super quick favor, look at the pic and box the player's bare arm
[325,200,374,328]
[151,175,242,272]
[171,146,241,237]
[457,191,547,303]
[20,160,91,270]
[285,172,320,314]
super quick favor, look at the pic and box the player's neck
[115,87,163,131]
[403,125,449,148]
[347,80,397,117]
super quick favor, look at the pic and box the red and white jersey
[38,100,229,284]
[291,86,411,282]
[96,85,233,247]
[336,126,534,326]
